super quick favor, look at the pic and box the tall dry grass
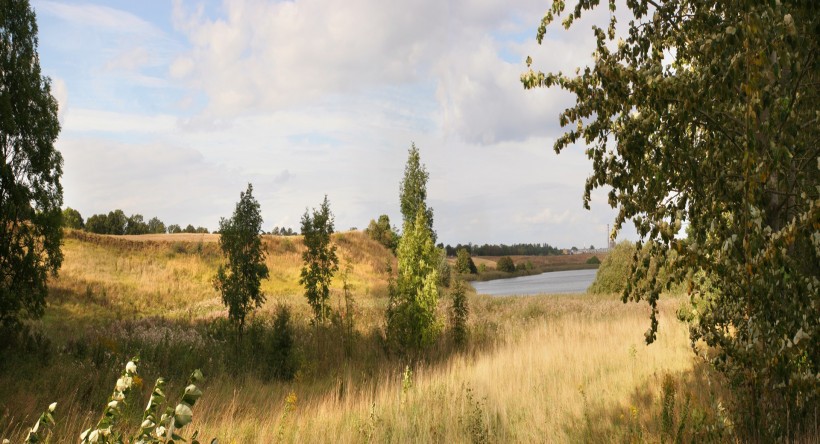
[1,231,736,442]
[182,294,729,443]
[49,230,394,324]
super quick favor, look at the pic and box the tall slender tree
[299,195,339,324]
[399,143,435,242]
[213,184,268,333]
[0,0,63,328]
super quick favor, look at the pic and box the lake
[470,268,598,296]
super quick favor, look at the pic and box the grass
[183,294,729,443]
[0,231,736,442]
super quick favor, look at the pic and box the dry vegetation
[185,296,730,443]
[0,231,735,442]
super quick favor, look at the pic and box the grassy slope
[0,231,731,442]
[49,230,394,325]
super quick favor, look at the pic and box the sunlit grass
[1,231,733,442]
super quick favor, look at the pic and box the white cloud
[104,47,152,72]
[58,136,245,226]
[36,0,183,107]
[39,0,642,247]
[168,0,614,146]
[434,36,575,145]
[170,0,451,114]
[64,109,178,134]
[520,208,575,225]
[36,1,162,35]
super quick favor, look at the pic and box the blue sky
[33,0,635,248]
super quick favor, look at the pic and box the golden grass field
[0,230,735,443]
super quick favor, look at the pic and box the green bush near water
[587,242,635,294]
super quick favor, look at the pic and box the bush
[455,248,477,274]
[496,256,515,273]
[437,248,451,288]
[364,214,398,253]
[265,305,297,381]
[588,242,635,294]
[586,256,601,265]
[449,279,469,348]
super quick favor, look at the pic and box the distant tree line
[443,242,561,257]
[269,226,298,236]
[62,207,208,235]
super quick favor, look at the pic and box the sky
[33,0,636,249]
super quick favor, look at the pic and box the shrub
[495,256,515,273]
[455,248,477,274]
[364,214,398,253]
[586,256,601,265]
[265,305,297,381]
[437,248,452,288]
[449,279,469,348]
[588,242,635,294]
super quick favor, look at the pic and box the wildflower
[116,376,133,391]
[126,360,138,374]
[107,400,119,410]
[155,426,166,437]
[48,402,57,413]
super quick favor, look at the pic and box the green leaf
[174,403,193,428]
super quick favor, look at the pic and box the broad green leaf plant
[5,359,208,443]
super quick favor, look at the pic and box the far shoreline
[460,263,600,282]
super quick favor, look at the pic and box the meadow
[0,230,735,442]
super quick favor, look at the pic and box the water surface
[470,268,597,296]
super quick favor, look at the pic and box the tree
[62,207,83,229]
[147,217,166,234]
[183,224,196,233]
[125,214,148,235]
[399,143,435,242]
[455,248,477,274]
[0,0,63,328]
[364,214,398,253]
[85,214,108,234]
[213,184,269,333]
[496,256,515,273]
[299,195,339,324]
[167,224,182,234]
[523,1,818,437]
[386,210,441,353]
[106,210,127,235]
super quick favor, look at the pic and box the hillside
[0,230,731,442]
[49,230,395,326]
